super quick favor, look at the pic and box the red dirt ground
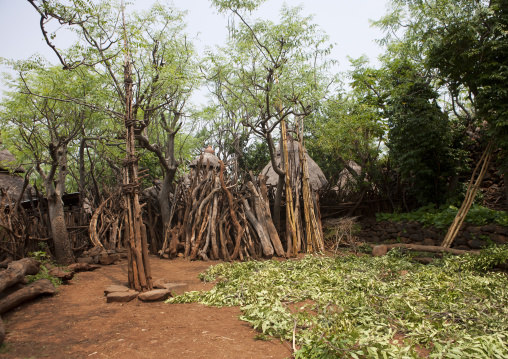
[1,256,292,359]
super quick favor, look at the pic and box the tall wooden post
[121,1,152,291]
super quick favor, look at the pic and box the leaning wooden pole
[121,1,152,291]
[441,143,492,248]
[281,120,298,257]
[297,119,324,252]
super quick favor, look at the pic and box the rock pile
[78,246,127,265]
[358,218,508,250]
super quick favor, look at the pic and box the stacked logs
[88,145,326,261]
[159,159,285,261]
[0,257,56,346]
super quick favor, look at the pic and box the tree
[207,1,335,230]
[1,65,96,264]
[376,0,508,208]
[384,59,457,205]
[25,0,197,290]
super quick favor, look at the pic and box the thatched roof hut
[189,146,221,169]
[184,146,221,186]
[0,149,25,173]
[335,160,362,190]
[259,139,328,191]
[0,148,29,202]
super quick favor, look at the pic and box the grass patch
[168,249,508,358]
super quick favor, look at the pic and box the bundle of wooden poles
[158,159,284,261]
[158,122,325,261]
[88,127,326,261]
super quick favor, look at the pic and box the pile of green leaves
[168,251,508,358]
[377,204,508,229]
[25,251,62,287]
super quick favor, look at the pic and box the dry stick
[209,191,220,260]
[141,224,153,289]
[296,123,316,253]
[298,121,324,253]
[246,182,277,256]
[110,218,119,250]
[189,187,220,257]
[219,161,243,260]
[242,216,258,259]
[181,186,193,257]
[218,216,230,261]
[88,197,111,250]
[124,191,140,291]
[190,202,211,260]
[242,198,274,257]
[258,176,285,256]
[185,182,209,257]
[123,211,136,290]
[160,182,180,255]
[281,120,298,256]
[200,205,214,261]
[294,176,302,253]
[314,192,324,241]
[289,140,301,256]
[442,144,492,248]
[133,187,149,290]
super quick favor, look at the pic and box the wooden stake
[441,143,492,248]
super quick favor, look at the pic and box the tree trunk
[0,279,57,315]
[43,144,74,265]
[0,258,40,293]
[159,175,173,246]
[47,191,74,265]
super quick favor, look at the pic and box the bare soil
[1,256,291,359]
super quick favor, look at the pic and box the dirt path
[1,256,291,359]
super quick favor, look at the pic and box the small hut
[183,146,221,186]
[0,148,29,202]
[189,146,221,170]
[259,138,328,191]
[334,160,362,194]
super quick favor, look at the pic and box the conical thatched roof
[0,149,25,173]
[336,160,362,189]
[189,146,221,169]
[259,139,328,191]
[0,173,27,201]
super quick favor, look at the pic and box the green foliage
[385,59,459,205]
[240,140,271,173]
[461,245,508,272]
[168,254,508,358]
[26,252,62,287]
[376,0,508,188]
[377,204,508,229]
[204,3,336,164]
[357,243,373,254]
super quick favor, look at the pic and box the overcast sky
[0,0,389,105]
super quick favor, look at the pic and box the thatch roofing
[259,139,328,191]
[189,147,221,169]
[336,160,362,189]
[0,173,28,202]
[0,149,25,173]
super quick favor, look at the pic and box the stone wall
[358,218,508,250]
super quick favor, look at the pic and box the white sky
[0,0,388,105]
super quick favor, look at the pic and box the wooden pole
[281,120,298,257]
[121,1,152,291]
[441,143,492,248]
